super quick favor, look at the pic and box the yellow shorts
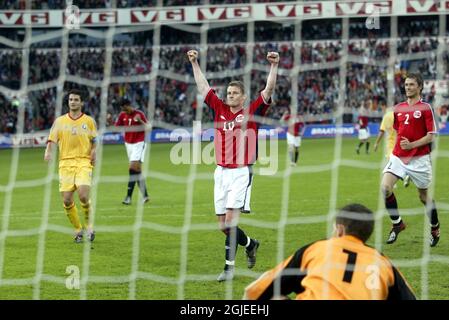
[59,166,93,192]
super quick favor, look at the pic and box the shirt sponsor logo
[235,114,245,123]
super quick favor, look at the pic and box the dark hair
[67,89,84,102]
[120,97,131,107]
[336,203,374,243]
[405,73,423,91]
[227,81,245,94]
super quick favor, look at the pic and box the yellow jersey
[379,110,396,157]
[244,235,415,300]
[48,113,97,168]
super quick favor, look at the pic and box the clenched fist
[267,52,280,64]
[187,50,198,63]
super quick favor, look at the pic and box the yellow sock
[80,200,92,231]
[64,202,82,232]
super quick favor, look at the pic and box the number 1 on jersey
[342,249,358,283]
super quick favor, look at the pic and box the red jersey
[392,100,437,161]
[205,89,270,168]
[115,109,147,143]
[358,115,369,129]
[284,114,305,136]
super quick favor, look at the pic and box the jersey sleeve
[204,89,225,112]
[89,117,98,143]
[47,117,60,143]
[380,112,393,132]
[380,114,388,132]
[244,243,312,300]
[393,110,399,131]
[299,122,305,135]
[387,266,416,300]
[425,106,437,134]
[250,94,271,116]
[139,110,148,123]
[115,113,124,126]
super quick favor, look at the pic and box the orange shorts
[59,166,93,192]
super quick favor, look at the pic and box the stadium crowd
[0,17,448,133]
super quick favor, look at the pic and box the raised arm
[261,52,280,103]
[187,50,211,100]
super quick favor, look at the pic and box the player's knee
[79,194,89,204]
[223,220,237,234]
[218,220,226,233]
[381,184,393,198]
[131,167,141,174]
[63,199,73,207]
[419,194,428,205]
[130,161,141,172]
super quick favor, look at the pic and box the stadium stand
[0,9,448,134]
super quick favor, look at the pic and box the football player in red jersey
[187,49,279,282]
[281,109,305,166]
[381,73,440,247]
[356,103,371,154]
[115,98,150,205]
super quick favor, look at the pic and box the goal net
[0,0,448,300]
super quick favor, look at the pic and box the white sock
[245,236,251,247]
[391,217,402,225]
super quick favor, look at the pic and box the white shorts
[358,128,370,140]
[287,132,302,147]
[214,165,253,215]
[125,141,146,162]
[383,154,432,189]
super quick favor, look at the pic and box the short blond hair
[227,81,245,94]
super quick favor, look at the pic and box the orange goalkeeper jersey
[244,235,415,300]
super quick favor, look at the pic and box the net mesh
[0,3,448,300]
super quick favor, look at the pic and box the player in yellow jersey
[44,89,97,243]
[373,108,410,187]
[243,203,416,300]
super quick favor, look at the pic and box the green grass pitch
[0,136,448,299]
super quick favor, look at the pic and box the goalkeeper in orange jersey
[44,89,97,243]
[244,203,416,300]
